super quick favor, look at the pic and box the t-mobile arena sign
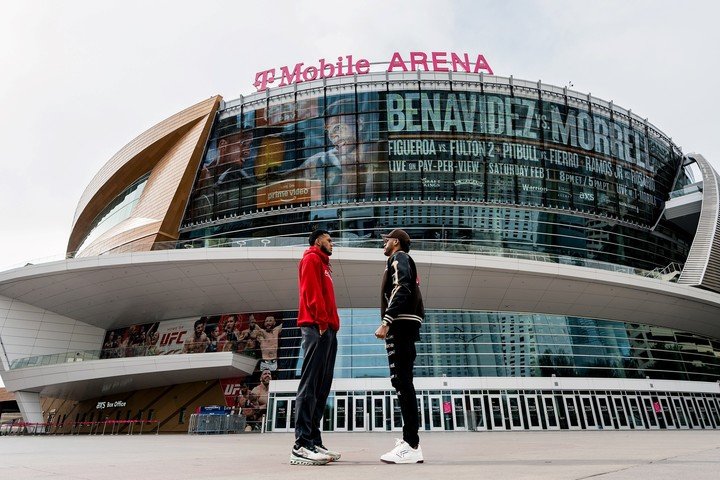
[253,51,493,92]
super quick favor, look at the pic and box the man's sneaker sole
[380,458,424,464]
[290,454,329,466]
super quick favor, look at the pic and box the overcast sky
[1,0,718,271]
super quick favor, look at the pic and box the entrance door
[706,397,720,428]
[371,395,387,431]
[334,396,348,431]
[451,395,468,431]
[579,395,599,430]
[695,397,712,428]
[469,395,487,431]
[563,395,582,430]
[683,397,701,428]
[541,395,560,430]
[390,395,403,432]
[611,396,630,430]
[353,396,367,431]
[595,396,615,429]
[427,395,444,431]
[272,398,295,432]
[524,395,543,430]
[640,396,659,429]
[626,396,646,429]
[658,396,675,429]
[488,395,507,430]
[672,397,689,429]
[507,395,524,430]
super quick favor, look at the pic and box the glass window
[75,173,150,255]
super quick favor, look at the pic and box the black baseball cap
[382,229,411,243]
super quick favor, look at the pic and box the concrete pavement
[1,430,719,479]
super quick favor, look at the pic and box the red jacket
[297,246,340,332]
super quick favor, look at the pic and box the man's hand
[319,328,327,336]
[374,324,390,340]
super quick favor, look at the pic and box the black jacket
[381,251,424,337]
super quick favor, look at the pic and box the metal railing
[0,419,160,436]
[187,414,247,434]
[8,340,249,370]
[9,235,679,281]
[158,236,680,280]
[669,182,702,199]
[643,262,683,281]
[8,344,191,370]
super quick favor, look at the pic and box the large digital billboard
[189,87,681,227]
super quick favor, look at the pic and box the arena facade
[1,51,720,433]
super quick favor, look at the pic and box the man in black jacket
[375,229,424,464]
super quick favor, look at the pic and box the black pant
[386,331,419,448]
[294,326,337,448]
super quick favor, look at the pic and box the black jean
[294,326,337,448]
[386,331,419,448]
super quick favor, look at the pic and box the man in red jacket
[290,229,341,466]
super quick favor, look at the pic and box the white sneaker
[315,444,341,461]
[290,445,331,465]
[380,438,424,464]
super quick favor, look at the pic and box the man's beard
[320,244,332,256]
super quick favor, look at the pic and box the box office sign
[96,400,128,410]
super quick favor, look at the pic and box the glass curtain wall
[180,77,689,272]
[273,309,720,383]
